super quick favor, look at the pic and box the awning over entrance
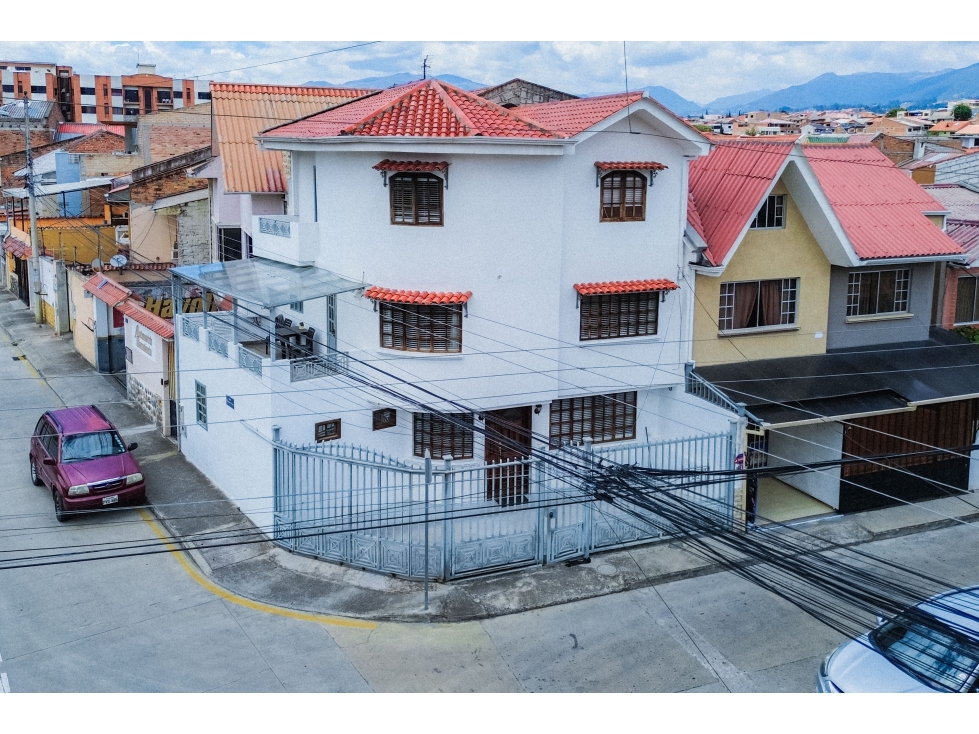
[170,257,365,309]
[695,331,979,427]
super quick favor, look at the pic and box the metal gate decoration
[272,431,736,580]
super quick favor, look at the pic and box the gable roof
[687,139,795,265]
[515,92,644,136]
[261,79,561,140]
[210,82,376,193]
[921,184,979,221]
[801,144,961,260]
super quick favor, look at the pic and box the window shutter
[579,292,658,340]
[380,303,462,353]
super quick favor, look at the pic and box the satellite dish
[109,254,128,268]
[90,258,103,270]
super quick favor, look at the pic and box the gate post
[442,456,452,581]
[583,438,594,560]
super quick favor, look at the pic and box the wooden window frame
[379,302,462,353]
[955,275,979,325]
[389,173,444,226]
[579,291,660,341]
[749,194,786,229]
[548,392,637,449]
[413,412,474,459]
[600,170,647,222]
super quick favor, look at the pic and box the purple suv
[29,406,146,521]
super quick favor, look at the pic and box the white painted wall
[767,422,844,508]
[124,317,167,401]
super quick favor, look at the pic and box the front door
[484,406,533,506]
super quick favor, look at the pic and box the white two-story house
[170,80,730,579]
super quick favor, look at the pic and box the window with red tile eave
[549,392,637,449]
[600,170,646,221]
[579,291,660,341]
[390,173,443,225]
[379,302,462,353]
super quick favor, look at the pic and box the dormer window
[390,173,443,226]
[600,171,646,222]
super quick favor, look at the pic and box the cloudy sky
[3,41,979,104]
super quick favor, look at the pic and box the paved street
[3,310,979,692]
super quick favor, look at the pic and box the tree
[953,103,973,121]
[885,108,902,118]
[744,125,759,137]
[693,123,713,133]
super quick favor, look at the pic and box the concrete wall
[826,262,936,350]
[693,179,832,366]
[129,204,175,264]
[68,267,97,367]
[767,422,844,508]
[124,315,169,428]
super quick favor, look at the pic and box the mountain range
[306,62,979,118]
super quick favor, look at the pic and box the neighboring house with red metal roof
[923,183,979,329]
[170,78,721,561]
[683,139,979,515]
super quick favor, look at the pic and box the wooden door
[485,407,533,506]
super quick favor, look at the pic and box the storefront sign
[144,293,219,318]
[315,419,341,442]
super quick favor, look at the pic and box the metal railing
[180,316,199,341]
[290,351,349,382]
[238,346,264,378]
[207,328,229,358]
[273,430,736,581]
[685,362,747,416]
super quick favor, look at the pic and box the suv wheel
[30,457,43,486]
[54,493,68,523]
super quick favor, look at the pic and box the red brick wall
[942,266,979,328]
[130,166,208,205]
[0,139,60,187]
[0,128,55,158]
[148,127,211,163]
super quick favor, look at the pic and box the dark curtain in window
[858,272,879,315]
[877,270,897,313]
[956,277,978,323]
[759,279,783,326]
[733,281,759,329]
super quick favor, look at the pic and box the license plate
[102,495,119,506]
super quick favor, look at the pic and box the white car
[817,587,979,692]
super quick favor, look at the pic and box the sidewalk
[4,289,979,623]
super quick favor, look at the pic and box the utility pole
[22,95,43,325]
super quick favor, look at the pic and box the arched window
[600,170,646,222]
[390,173,443,225]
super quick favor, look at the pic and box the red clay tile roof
[595,161,667,171]
[687,139,795,266]
[210,82,376,193]
[516,92,644,136]
[929,120,971,133]
[801,144,963,260]
[363,286,472,305]
[263,80,560,140]
[82,274,131,307]
[2,235,30,259]
[117,299,173,339]
[574,279,678,296]
[373,160,449,172]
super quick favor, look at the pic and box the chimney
[136,63,157,76]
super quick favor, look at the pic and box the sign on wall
[144,293,220,318]
[134,323,154,358]
[372,408,397,431]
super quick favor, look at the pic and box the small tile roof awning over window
[364,286,472,305]
[573,279,679,296]
[373,160,449,173]
[2,235,30,260]
[170,257,365,309]
[595,161,667,171]
[83,274,132,308]
[117,299,174,339]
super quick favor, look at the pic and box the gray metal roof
[0,100,56,121]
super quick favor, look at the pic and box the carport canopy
[171,257,365,310]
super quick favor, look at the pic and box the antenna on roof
[422,56,429,81]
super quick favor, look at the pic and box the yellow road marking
[138,509,378,630]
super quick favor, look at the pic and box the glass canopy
[171,257,365,309]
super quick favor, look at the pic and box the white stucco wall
[767,422,844,508]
